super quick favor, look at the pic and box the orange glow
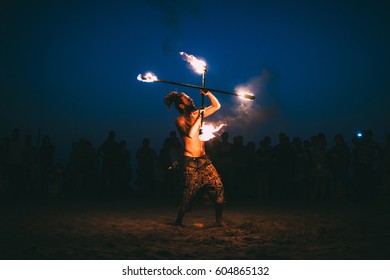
[137,72,158,82]
[199,122,226,141]
[180,52,207,75]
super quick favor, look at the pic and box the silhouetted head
[278,133,289,144]
[169,130,177,138]
[42,135,52,146]
[292,137,302,147]
[12,129,20,141]
[246,141,256,151]
[263,136,271,146]
[221,132,229,142]
[334,134,345,146]
[25,134,33,144]
[303,140,311,149]
[233,135,244,145]
[364,129,373,140]
[108,131,116,141]
[142,138,150,147]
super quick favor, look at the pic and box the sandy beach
[1,194,389,260]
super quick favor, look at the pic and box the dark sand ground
[1,195,389,260]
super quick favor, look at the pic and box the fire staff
[137,73,256,101]
[164,90,226,227]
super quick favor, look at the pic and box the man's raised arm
[202,90,221,118]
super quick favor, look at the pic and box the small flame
[180,52,207,75]
[137,72,158,82]
[236,86,255,101]
[199,122,226,141]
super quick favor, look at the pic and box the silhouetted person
[329,134,351,201]
[291,137,305,200]
[302,139,312,201]
[69,139,86,196]
[0,137,9,194]
[164,90,225,227]
[272,133,294,200]
[136,138,157,195]
[159,131,183,198]
[23,134,38,195]
[116,140,132,196]
[6,129,24,197]
[382,133,390,200]
[70,138,100,197]
[310,133,330,201]
[85,139,100,196]
[246,140,257,196]
[204,136,220,162]
[255,137,273,200]
[353,129,381,201]
[159,138,172,196]
[232,135,249,198]
[39,135,55,197]
[215,132,234,199]
[98,131,119,194]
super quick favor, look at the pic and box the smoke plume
[148,0,200,54]
[220,68,278,138]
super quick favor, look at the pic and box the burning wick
[137,72,158,82]
[235,85,255,101]
[237,91,255,101]
[180,52,207,75]
[199,122,226,141]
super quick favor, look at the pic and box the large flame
[199,122,226,141]
[180,52,207,75]
[137,72,158,82]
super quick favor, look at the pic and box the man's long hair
[164,91,184,114]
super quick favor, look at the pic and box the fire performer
[164,90,226,227]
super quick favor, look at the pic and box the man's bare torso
[176,114,205,157]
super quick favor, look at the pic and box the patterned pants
[178,154,224,212]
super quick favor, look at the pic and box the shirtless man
[164,90,225,227]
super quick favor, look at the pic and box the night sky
[2,0,389,161]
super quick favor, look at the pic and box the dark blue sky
[2,0,389,161]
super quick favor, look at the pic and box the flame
[235,86,255,101]
[180,52,207,75]
[137,72,158,82]
[199,122,226,141]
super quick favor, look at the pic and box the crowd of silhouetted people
[1,128,390,204]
